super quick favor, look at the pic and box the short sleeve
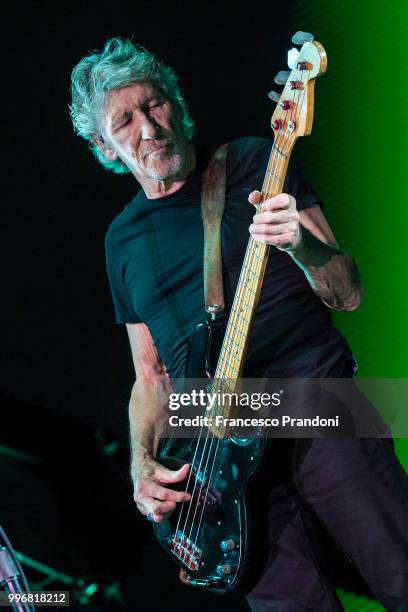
[104,228,142,325]
[283,161,323,211]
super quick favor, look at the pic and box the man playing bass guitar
[70,37,408,610]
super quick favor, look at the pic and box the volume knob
[216,564,236,576]
[220,540,236,552]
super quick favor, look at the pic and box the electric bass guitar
[153,32,327,594]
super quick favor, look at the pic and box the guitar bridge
[171,531,203,571]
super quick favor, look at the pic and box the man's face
[99,81,189,182]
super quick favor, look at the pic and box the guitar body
[153,319,270,594]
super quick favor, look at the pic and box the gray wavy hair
[69,37,195,174]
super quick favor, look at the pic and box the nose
[140,114,161,140]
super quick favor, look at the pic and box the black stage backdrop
[2,2,291,611]
[3,0,288,436]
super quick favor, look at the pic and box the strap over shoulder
[200,144,228,316]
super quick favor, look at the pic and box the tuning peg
[273,70,290,85]
[268,90,280,103]
[291,31,314,45]
[274,70,290,85]
[287,48,300,69]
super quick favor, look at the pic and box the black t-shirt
[105,137,349,379]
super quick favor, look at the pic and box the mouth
[145,140,174,157]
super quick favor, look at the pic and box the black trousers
[245,437,408,611]
[245,343,408,611]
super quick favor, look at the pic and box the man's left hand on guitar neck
[248,190,363,312]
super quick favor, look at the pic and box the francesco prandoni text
[168,415,340,428]
[167,391,340,428]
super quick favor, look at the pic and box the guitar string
[190,124,293,548]
[191,132,288,508]
[213,70,310,413]
[208,66,310,396]
[175,403,219,549]
[189,79,310,561]
[216,101,292,373]
[170,82,306,563]
[171,424,209,545]
[214,122,288,383]
[172,411,218,542]
[186,426,220,545]
[236,69,311,332]
[169,144,279,549]
[174,130,290,566]
[191,86,310,548]
[172,76,306,556]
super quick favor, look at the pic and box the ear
[91,135,118,162]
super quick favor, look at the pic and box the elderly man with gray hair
[70,37,408,611]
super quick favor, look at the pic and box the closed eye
[112,112,132,131]
[119,118,131,128]
[146,98,165,111]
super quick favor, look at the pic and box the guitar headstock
[269,33,327,143]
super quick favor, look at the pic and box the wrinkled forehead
[105,81,162,114]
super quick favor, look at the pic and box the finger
[154,462,190,485]
[147,500,177,522]
[258,194,294,212]
[140,500,177,515]
[138,479,191,503]
[252,232,294,246]
[137,498,178,523]
[250,222,296,236]
[151,511,171,523]
[252,211,298,225]
[248,190,262,205]
[135,500,149,515]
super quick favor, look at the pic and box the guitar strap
[200,143,228,317]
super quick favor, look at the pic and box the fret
[225,326,247,342]
[216,357,239,379]
[228,336,243,349]
[219,345,241,363]
[243,269,258,280]
[236,302,251,312]
[211,405,228,417]
[241,285,256,297]
[224,329,242,343]
[216,364,238,380]
[236,313,250,324]
[226,352,241,368]
[248,251,264,260]
[266,170,279,180]
[227,312,250,326]
[213,379,237,394]
[272,144,287,158]
[247,245,268,259]
[242,264,260,279]
[222,353,239,370]
[218,344,241,364]
[223,345,243,361]
[222,364,239,377]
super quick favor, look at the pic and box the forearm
[288,227,363,311]
[129,378,170,467]
[128,377,191,520]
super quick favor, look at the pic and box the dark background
[3,0,289,437]
[2,1,291,610]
